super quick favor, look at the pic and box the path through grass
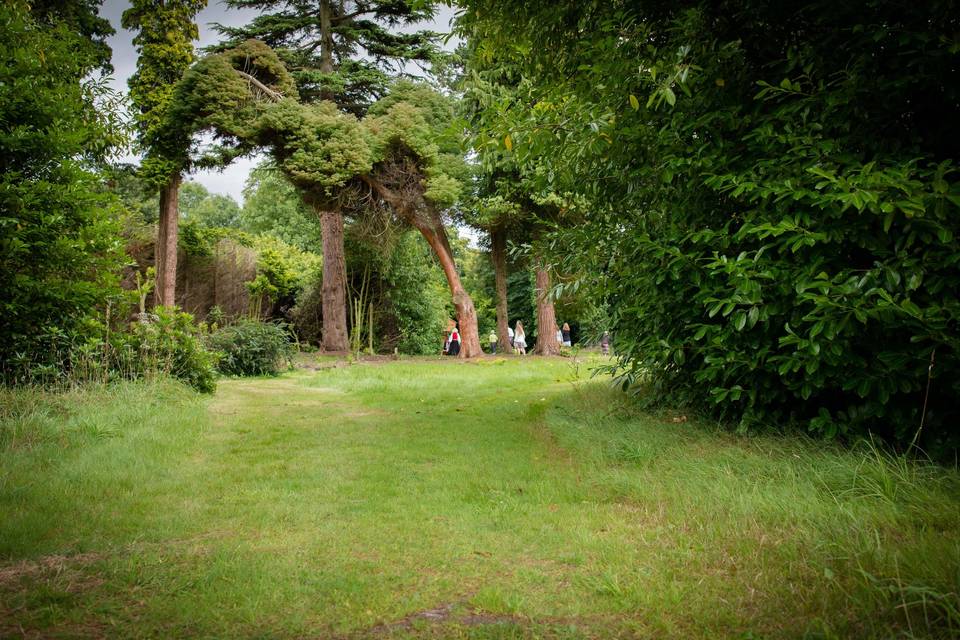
[1,357,958,638]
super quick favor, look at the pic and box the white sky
[98,0,460,204]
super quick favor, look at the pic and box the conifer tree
[212,0,440,352]
[123,0,207,308]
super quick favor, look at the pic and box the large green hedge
[461,0,960,453]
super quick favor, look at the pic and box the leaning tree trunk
[490,227,511,352]
[412,215,482,358]
[155,173,181,308]
[357,175,481,357]
[319,208,349,353]
[532,258,560,355]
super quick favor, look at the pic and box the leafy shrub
[0,2,126,379]
[289,271,324,344]
[207,319,294,376]
[116,308,218,393]
[466,0,960,454]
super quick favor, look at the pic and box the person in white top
[513,321,527,355]
[507,324,514,349]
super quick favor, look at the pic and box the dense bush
[120,308,218,393]
[462,0,960,453]
[207,319,294,376]
[56,307,217,393]
[380,232,451,354]
[0,2,127,378]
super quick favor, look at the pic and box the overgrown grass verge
[544,385,960,638]
[0,358,957,638]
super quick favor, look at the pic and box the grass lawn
[1,356,958,638]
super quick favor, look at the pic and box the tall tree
[164,40,483,356]
[122,0,207,308]
[212,0,440,352]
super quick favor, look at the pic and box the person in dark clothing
[447,325,461,356]
[561,322,572,347]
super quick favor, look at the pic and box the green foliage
[461,1,960,453]
[28,0,115,73]
[178,181,242,228]
[122,0,207,184]
[0,2,127,380]
[207,319,294,376]
[117,308,218,393]
[377,231,449,354]
[211,0,442,113]
[240,162,321,250]
[106,163,161,223]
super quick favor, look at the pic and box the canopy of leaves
[211,0,442,112]
[122,0,207,185]
[460,0,960,454]
[240,162,323,250]
[29,0,115,73]
[167,40,462,213]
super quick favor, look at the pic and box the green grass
[1,357,958,638]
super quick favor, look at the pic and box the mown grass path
[1,357,958,638]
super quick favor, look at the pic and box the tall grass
[546,384,960,638]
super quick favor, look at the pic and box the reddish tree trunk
[319,209,349,352]
[358,175,481,358]
[413,216,482,358]
[532,260,560,356]
[155,174,181,308]
[490,227,511,351]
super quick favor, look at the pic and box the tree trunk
[413,216,482,358]
[532,259,560,355]
[155,173,181,308]
[357,174,482,358]
[318,0,335,100]
[490,227,511,351]
[319,208,349,352]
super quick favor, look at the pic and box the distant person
[447,324,461,356]
[488,329,498,354]
[507,324,514,349]
[556,327,563,344]
[600,330,610,355]
[514,321,527,355]
[562,322,572,347]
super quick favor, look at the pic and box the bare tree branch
[235,69,285,102]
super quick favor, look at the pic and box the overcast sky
[98,1,459,204]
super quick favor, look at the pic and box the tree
[122,0,207,307]
[213,0,440,111]
[177,182,242,228]
[0,1,125,377]
[459,47,564,356]
[240,163,322,250]
[29,0,115,73]
[164,40,483,356]
[211,0,442,352]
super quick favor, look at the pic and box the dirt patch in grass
[361,601,530,637]
[0,553,110,639]
[0,552,104,587]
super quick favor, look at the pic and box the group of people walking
[482,321,572,355]
[444,320,609,356]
